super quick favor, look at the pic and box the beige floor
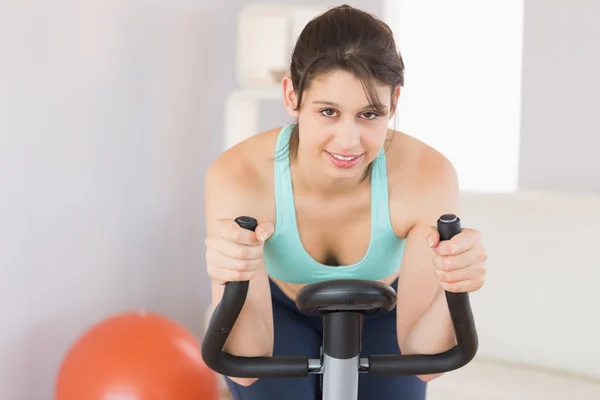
[427,358,600,400]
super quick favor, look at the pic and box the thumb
[423,226,440,249]
[255,222,275,243]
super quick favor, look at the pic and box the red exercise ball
[55,311,220,400]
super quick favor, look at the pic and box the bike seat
[295,279,397,316]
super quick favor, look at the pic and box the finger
[423,226,440,249]
[210,268,256,284]
[433,252,469,272]
[207,250,262,273]
[216,218,261,245]
[432,244,486,271]
[255,222,275,243]
[439,275,486,293]
[434,260,486,283]
[205,237,263,261]
[435,228,482,256]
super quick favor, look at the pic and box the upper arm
[204,151,262,233]
[394,148,460,345]
[204,150,274,338]
[204,130,276,233]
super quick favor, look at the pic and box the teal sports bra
[263,125,406,284]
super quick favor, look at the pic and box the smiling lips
[326,151,363,168]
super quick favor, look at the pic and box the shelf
[224,4,328,150]
[236,3,328,87]
[223,86,282,150]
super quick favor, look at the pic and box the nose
[334,122,361,151]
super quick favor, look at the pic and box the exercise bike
[202,214,478,399]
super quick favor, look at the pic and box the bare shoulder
[204,127,282,225]
[385,130,460,235]
[385,130,458,194]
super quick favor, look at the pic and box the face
[283,70,400,179]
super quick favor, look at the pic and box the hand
[424,226,487,293]
[205,218,275,285]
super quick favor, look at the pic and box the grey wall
[1,1,381,399]
[519,0,600,195]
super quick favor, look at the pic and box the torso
[228,126,434,301]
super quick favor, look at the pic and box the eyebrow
[312,100,388,111]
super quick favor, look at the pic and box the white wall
[383,0,600,196]
[460,190,600,380]
[519,0,600,195]
[384,0,524,193]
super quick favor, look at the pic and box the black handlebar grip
[368,213,478,375]
[437,213,462,241]
[234,216,259,232]
[225,217,258,314]
[201,216,310,378]
[437,213,478,370]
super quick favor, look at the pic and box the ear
[389,85,401,118]
[282,76,299,118]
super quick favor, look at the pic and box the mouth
[325,151,364,168]
[326,151,363,161]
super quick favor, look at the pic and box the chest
[292,191,373,266]
[256,163,414,267]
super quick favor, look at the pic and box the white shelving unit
[223,86,281,150]
[224,3,328,150]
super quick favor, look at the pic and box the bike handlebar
[201,214,478,377]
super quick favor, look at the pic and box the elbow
[223,346,273,388]
[417,373,444,382]
[398,338,446,382]
[229,377,260,387]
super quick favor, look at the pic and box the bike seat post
[322,311,364,399]
[295,279,397,400]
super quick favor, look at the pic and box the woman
[205,5,487,400]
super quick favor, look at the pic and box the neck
[291,151,368,198]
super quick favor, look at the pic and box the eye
[361,111,379,120]
[320,108,338,118]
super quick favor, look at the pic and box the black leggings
[225,279,427,400]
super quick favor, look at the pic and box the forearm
[401,286,455,354]
[215,277,273,356]
[211,274,273,385]
[399,286,456,381]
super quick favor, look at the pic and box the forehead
[303,70,391,106]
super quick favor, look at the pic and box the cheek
[297,122,330,151]
[360,125,387,151]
